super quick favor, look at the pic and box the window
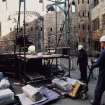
[39,0,43,3]
[19,28,23,32]
[60,27,63,32]
[78,12,80,16]
[82,0,84,4]
[40,27,42,31]
[78,11,83,17]
[20,0,24,2]
[94,41,100,51]
[102,14,105,28]
[50,28,52,31]
[78,24,80,28]
[94,0,99,7]
[10,28,12,31]
[88,12,90,18]
[2,0,6,2]
[92,18,100,31]
[88,24,90,31]
[83,38,85,42]
[78,0,80,4]
[83,11,85,17]
[31,27,33,31]
[82,24,85,31]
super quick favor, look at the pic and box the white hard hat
[78,45,83,50]
[28,45,36,54]
[100,35,105,42]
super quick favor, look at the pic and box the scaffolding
[47,0,76,55]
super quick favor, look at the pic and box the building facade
[91,0,105,51]
[43,0,78,52]
[44,11,65,49]
[76,0,91,51]
[69,0,78,51]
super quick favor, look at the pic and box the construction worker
[28,45,36,54]
[91,35,105,105]
[77,45,88,83]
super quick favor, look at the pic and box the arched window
[39,0,43,3]
[82,0,84,4]
[82,24,85,31]
[2,0,6,2]
[83,11,85,17]
[60,27,63,32]
[94,0,99,7]
[40,27,43,31]
[50,28,52,31]
[30,27,33,31]
[78,0,80,4]
[88,12,90,17]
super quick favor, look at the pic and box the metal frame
[48,0,74,47]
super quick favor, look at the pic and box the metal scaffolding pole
[23,0,26,56]
[55,0,58,52]
[23,0,26,74]
[14,0,21,54]
[48,0,74,77]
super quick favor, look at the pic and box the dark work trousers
[92,76,105,105]
[79,64,87,83]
